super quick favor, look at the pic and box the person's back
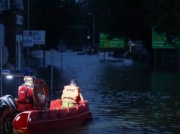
[16,76,37,112]
[61,80,84,108]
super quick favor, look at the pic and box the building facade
[0,0,24,69]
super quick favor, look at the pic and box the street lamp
[88,13,95,48]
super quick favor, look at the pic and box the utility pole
[27,0,30,30]
[88,13,95,48]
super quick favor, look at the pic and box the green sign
[100,33,125,48]
[152,31,174,49]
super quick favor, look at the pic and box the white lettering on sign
[22,37,33,47]
[23,30,45,45]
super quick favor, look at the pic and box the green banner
[100,33,125,48]
[152,31,174,49]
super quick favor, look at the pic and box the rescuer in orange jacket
[61,80,84,108]
[16,76,37,112]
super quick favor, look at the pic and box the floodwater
[43,51,180,134]
[3,50,180,134]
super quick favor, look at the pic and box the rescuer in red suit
[16,76,37,112]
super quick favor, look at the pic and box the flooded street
[3,51,179,134]
[39,51,179,134]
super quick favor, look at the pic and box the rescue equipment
[16,85,35,112]
[33,78,49,108]
[13,99,92,134]
[17,85,33,103]
[62,85,80,103]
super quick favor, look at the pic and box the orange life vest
[16,85,34,112]
[62,85,81,103]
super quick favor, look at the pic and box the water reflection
[5,51,180,134]
[46,51,179,134]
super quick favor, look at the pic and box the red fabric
[17,85,33,103]
[50,99,62,109]
[16,85,35,112]
[17,104,34,112]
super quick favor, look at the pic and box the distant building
[0,0,24,67]
[0,0,24,11]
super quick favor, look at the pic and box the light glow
[6,75,13,79]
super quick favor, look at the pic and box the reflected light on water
[7,51,179,134]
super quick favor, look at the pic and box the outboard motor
[0,95,17,133]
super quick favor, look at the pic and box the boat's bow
[13,99,92,134]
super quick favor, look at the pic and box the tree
[144,0,180,47]
[23,0,84,49]
[88,0,148,40]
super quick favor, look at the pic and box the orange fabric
[62,85,80,103]
[50,99,62,109]
[33,79,49,107]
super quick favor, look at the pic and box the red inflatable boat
[13,99,92,134]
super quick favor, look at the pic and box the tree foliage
[144,0,180,46]
[23,0,84,48]
[23,0,180,48]
[88,0,148,40]
[88,0,180,48]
